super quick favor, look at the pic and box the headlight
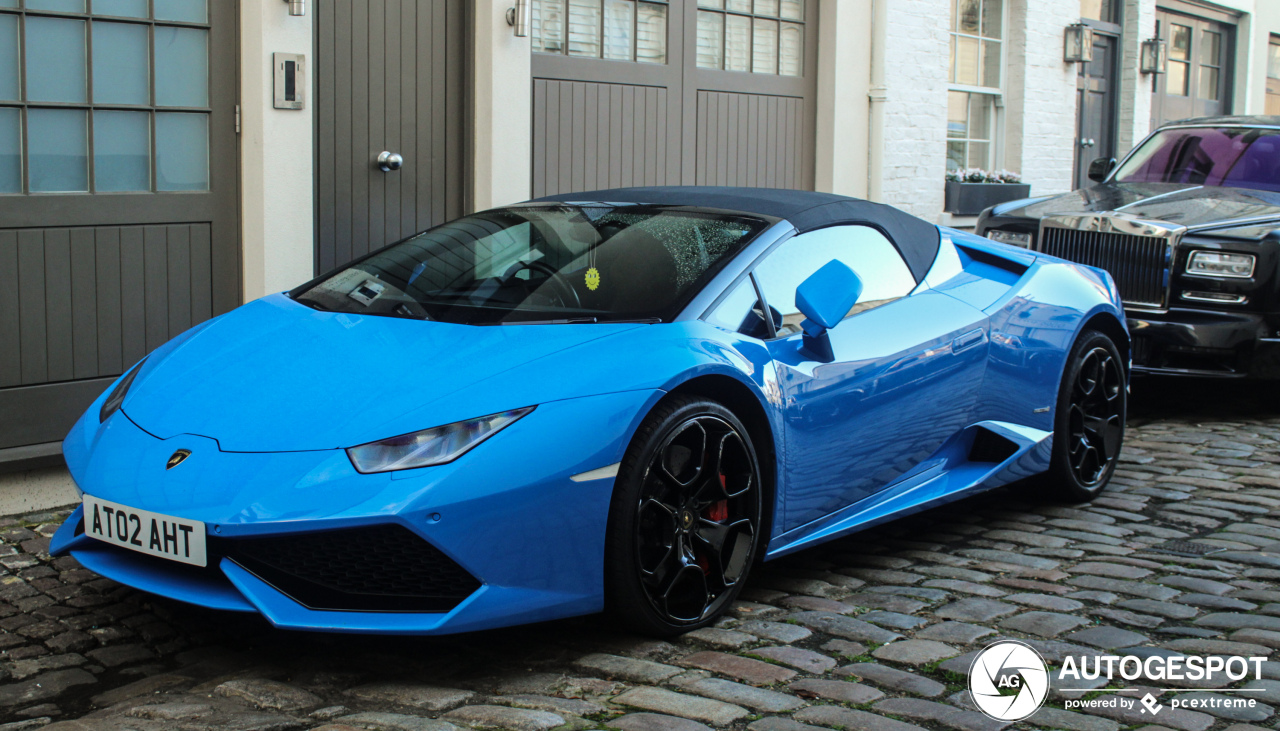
[986,230,1033,248]
[346,407,534,474]
[1186,251,1255,278]
[99,358,148,423]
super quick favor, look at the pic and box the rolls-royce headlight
[986,230,1033,249]
[1186,251,1255,278]
[347,407,534,474]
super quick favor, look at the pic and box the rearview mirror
[796,259,862,349]
[1088,157,1117,182]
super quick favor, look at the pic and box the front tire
[1045,329,1126,502]
[605,395,764,636]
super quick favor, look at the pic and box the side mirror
[1088,157,1117,182]
[795,260,862,360]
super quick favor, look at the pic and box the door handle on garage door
[377,151,404,172]
[952,328,987,353]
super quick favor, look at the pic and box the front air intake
[228,524,481,612]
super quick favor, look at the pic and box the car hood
[1004,182,1280,233]
[123,294,647,452]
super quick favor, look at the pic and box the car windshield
[1113,126,1280,193]
[292,204,769,324]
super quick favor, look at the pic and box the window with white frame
[695,0,804,76]
[532,0,668,64]
[947,0,1003,171]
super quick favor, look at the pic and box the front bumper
[51,388,660,634]
[1127,307,1280,378]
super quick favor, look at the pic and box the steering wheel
[508,260,583,309]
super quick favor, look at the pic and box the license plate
[82,495,207,567]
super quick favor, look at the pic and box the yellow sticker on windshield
[585,267,601,291]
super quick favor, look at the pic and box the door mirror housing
[1088,157,1117,182]
[795,260,862,361]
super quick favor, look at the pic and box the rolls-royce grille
[1040,227,1169,308]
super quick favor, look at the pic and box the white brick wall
[1004,0,1079,198]
[1116,0,1156,156]
[877,0,951,219]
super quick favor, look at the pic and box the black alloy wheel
[606,396,763,635]
[1046,329,1126,502]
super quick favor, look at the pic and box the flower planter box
[944,181,1032,215]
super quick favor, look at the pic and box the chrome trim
[1186,214,1280,233]
[1180,291,1247,305]
[1037,213,1184,311]
[1184,250,1256,279]
[570,462,621,482]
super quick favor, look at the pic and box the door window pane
[779,0,801,20]
[0,0,15,7]
[26,0,85,11]
[1080,0,1112,23]
[0,107,19,193]
[754,0,778,16]
[602,0,633,60]
[697,11,723,68]
[751,18,776,74]
[1168,60,1189,96]
[726,0,750,11]
[779,22,801,76]
[636,2,666,63]
[532,0,565,53]
[25,16,87,103]
[754,226,914,336]
[155,111,207,190]
[1200,66,1219,100]
[93,21,149,105]
[153,0,206,23]
[724,13,750,72]
[93,0,149,17]
[94,110,149,191]
[1170,24,1191,60]
[0,14,18,102]
[155,26,208,107]
[1202,30,1221,65]
[698,0,723,7]
[567,0,601,57]
[28,108,88,192]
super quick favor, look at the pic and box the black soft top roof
[533,186,941,282]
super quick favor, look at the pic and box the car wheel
[605,395,764,636]
[1045,329,1126,502]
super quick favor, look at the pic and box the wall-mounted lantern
[283,0,305,16]
[1140,37,1168,74]
[507,0,531,37]
[1064,23,1094,63]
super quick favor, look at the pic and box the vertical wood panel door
[314,0,468,275]
[0,1,238,458]
[530,0,817,198]
[1151,8,1235,128]
[1074,32,1119,189]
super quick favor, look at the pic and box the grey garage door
[314,0,468,275]
[1152,2,1236,127]
[0,0,239,465]
[530,0,817,197]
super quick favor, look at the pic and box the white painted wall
[474,0,533,211]
[240,2,315,300]
[1116,0,1155,156]
[815,0,871,198]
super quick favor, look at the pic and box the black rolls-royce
[977,115,1280,378]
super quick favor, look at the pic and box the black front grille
[227,524,481,612]
[1040,227,1169,307]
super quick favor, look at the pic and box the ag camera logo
[969,640,1050,721]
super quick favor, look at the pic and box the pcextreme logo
[969,641,1050,721]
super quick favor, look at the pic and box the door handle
[952,328,987,353]
[377,151,404,172]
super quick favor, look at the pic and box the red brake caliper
[696,475,729,575]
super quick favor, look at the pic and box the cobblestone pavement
[4,378,1280,731]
